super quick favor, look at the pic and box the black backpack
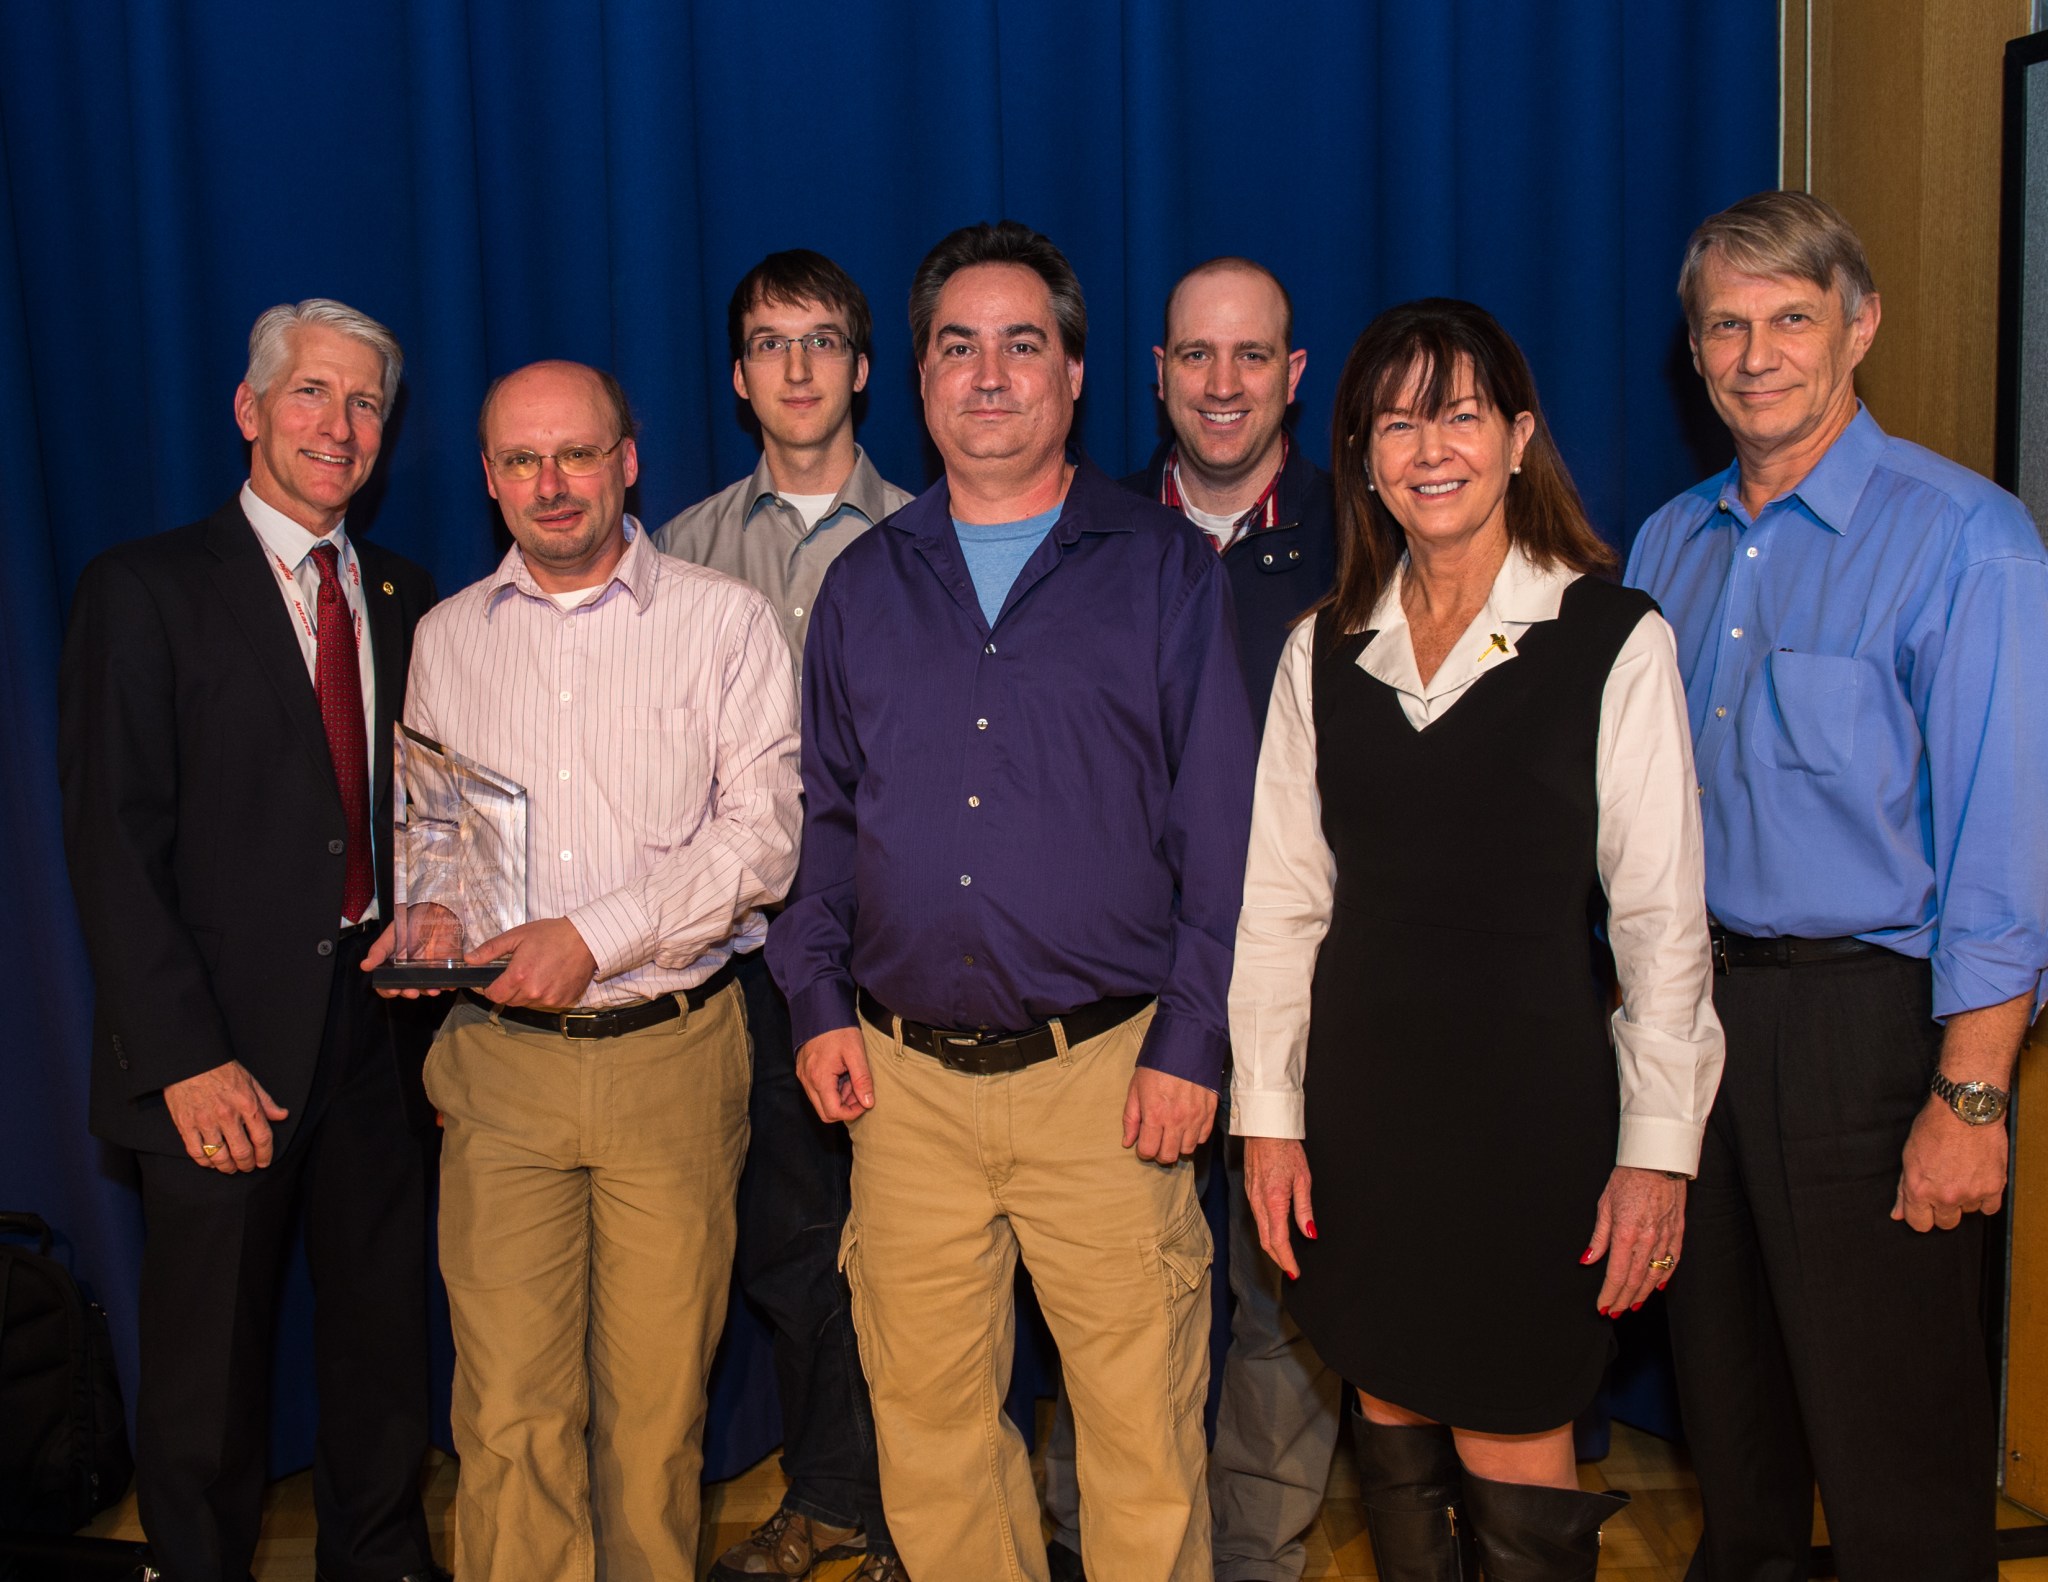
[0,1213,132,1533]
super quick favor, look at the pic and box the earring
[1366,481,1376,492]
[1511,464,1522,475]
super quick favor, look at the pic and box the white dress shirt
[1229,545,1725,1175]
[242,481,380,924]
[405,518,802,1008]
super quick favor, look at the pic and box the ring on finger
[201,1142,222,1158]
[1649,1254,1675,1271]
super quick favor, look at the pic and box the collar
[1359,543,1575,704]
[743,445,894,529]
[892,453,1133,545]
[1693,402,1885,538]
[1159,432,1290,544]
[241,480,348,569]
[484,514,656,615]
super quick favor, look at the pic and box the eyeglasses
[488,436,628,481]
[744,330,854,362]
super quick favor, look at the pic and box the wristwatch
[1929,1072,2010,1126]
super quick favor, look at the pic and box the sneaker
[708,1507,867,1578]
[849,1555,912,1581]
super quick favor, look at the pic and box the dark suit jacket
[59,496,437,1157]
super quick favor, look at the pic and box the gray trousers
[1047,1136,1345,1581]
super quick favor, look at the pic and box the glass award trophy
[373,724,529,988]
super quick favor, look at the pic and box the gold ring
[1650,1254,1675,1271]
[201,1143,221,1158]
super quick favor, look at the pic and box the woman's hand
[1244,1136,1317,1280]
[1584,1165,1686,1315]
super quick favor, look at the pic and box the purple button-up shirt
[767,457,1257,1090]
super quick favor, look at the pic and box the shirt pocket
[601,705,709,842]
[1752,650,1862,777]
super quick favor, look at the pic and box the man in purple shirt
[767,221,1256,1582]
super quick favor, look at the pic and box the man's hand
[1893,1098,2009,1231]
[361,918,450,1000]
[467,918,598,1010]
[164,1060,290,1173]
[1585,1165,1686,1315]
[1243,1135,1315,1280]
[797,1026,874,1124]
[1120,1067,1217,1164]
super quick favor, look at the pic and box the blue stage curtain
[0,0,1776,1485]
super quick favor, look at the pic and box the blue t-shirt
[953,506,1062,626]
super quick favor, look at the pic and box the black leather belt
[1709,926,1886,974]
[466,959,736,1039]
[857,988,1153,1075]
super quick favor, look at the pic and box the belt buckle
[557,1008,607,1039]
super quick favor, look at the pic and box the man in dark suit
[59,299,441,1582]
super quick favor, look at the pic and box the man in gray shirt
[658,250,911,1582]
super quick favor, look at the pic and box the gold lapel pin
[381,580,396,595]
[1483,633,1510,659]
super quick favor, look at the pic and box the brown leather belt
[466,959,736,1039]
[858,987,1153,1075]
[1709,926,1886,974]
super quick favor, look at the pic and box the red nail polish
[1631,1301,1643,1312]
[1580,1248,1595,1264]
[1286,1268,1299,1281]
[1657,1281,1669,1291]
[1305,1220,1318,1240]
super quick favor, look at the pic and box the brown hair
[908,220,1087,360]
[1677,189,1876,331]
[727,249,875,363]
[1322,298,1613,640]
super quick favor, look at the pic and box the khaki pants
[843,1004,1213,1582]
[426,984,749,1582]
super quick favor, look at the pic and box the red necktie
[309,543,373,923]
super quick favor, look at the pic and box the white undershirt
[1227,546,1724,1176]
[240,482,381,924]
[1182,501,1241,547]
[548,584,610,609]
[779,492,838,532]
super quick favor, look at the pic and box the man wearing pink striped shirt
[370,359,802,1581]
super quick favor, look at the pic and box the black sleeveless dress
[1285,574,1657,1434]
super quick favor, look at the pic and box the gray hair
[245,299,404,411]
[1678,190,1877,330]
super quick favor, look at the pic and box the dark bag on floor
[0,1213,132,1532]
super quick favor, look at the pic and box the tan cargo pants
[843,1003,1213,1581]
[426,983,749,1582]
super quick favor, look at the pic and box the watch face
[1955,1083,2008,1125]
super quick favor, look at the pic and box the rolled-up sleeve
[1923,552,2048,1021]
[1229,619,1331,1139]
[1140,551,1258,1090]
[1595,612,1725,1175]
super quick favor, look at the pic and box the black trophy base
[372,962,506,989]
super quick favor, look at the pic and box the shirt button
[1715,706,1727,718]
[963,954,975,965]
[316,939,334,957]
[1730,627,1743,639]
[793,605,804,618]
[328,838,345,855]
[968,795,980,807]
[559,769,571,780]
[1746,545,1759,558]
[960,875,972,886]
[975,718,988,730]
[560,850,573,861]
[1718,500,1731,513]
[559,690,571,702]
[1262,554,1274,565]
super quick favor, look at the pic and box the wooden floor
[84,1413,2048,1579]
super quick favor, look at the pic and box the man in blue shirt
[768,221,1256,1582]
[1627,189,2048,1582]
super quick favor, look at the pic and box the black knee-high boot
[1351,1412,1477,1581]
[1462,1473,1630,1581]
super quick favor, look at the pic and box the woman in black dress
[1228,300,1723,1581]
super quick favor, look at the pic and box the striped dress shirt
[406,518,801,1008]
